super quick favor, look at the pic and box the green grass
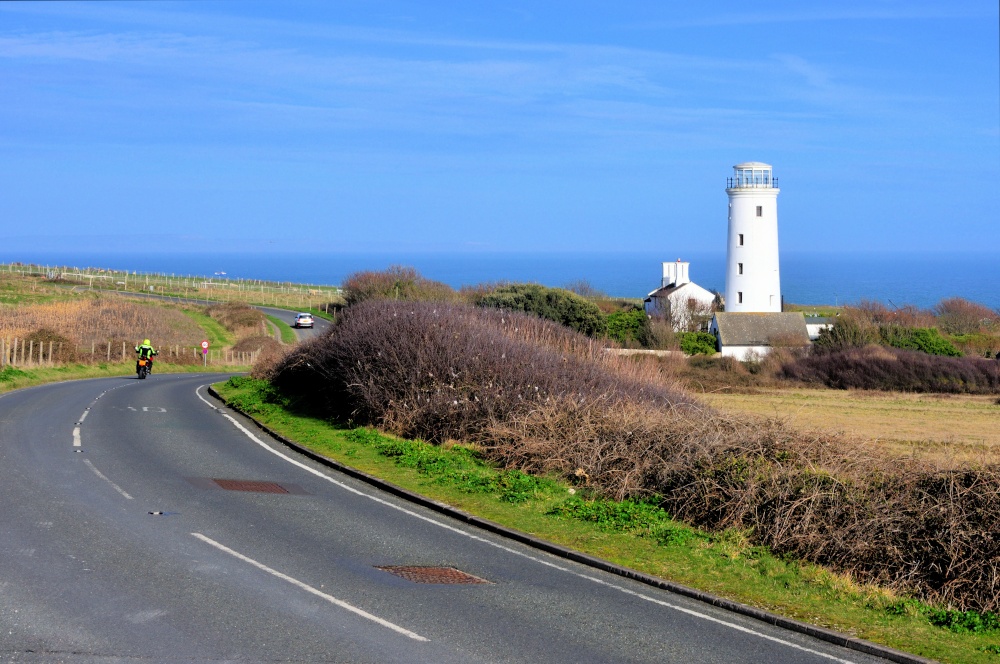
[212,376,1000,664]
[266,315,298,344]
[180,308,234,347]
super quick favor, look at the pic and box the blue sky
[1,1,997,256]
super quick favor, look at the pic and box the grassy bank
[213,375,1000,664]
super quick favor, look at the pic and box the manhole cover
[212,479,289,494]
[376,566,490,585]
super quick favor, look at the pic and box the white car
[293,313,314,328]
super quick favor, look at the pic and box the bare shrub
[342,265,458,306]
[644,316,679,351]
[934,297,999,335]
[270,301,694,442]
[24,328,77,362]
[783,345,1000,394]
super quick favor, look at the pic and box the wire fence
[1,262,343,310]
[0,337,261,368]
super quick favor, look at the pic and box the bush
[934,297,999,335]
[679,331,717,355]
[269,300,692,442]
[341,265,457,306]
[782,345,1000,394]
[605,308,648,346]
[24,327,77,362]
[879,325,962,357]
[473,283,607,337]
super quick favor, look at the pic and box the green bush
[879,325,962,357]
[679,331,717,355]
[605,308,648,346]
[475,283,606,337]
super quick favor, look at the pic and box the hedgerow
[782,345,1000,394]
[267,300,1000,612]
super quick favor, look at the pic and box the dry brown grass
[0,296,203,348]
[699,388,1000,466]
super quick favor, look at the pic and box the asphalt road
[255,306,331,341]
[0,374,899,663]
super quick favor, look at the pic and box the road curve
[0,374,899,663]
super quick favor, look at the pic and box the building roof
[645,281,715,301]
[713,312,810,347]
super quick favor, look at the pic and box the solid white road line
[190,532,428,643]
[196,386,856,663]
[83,459,133,500]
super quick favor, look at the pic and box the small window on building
[756,205,763,217]
[738,233,744,246]
[738,291,743,304]
[738,263,743,275]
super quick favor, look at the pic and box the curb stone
[207,385,938,664]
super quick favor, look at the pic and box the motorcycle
[136,357,150,379]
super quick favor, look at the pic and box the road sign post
[201,340,209,366]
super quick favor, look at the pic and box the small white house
[709,312,810,360]
[644,260,716,331]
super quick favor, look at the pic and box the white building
[724,162,781,313]
[644,260,716,331]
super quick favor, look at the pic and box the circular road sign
[201,340,210,350]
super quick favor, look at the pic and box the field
[700,388,1000,466]
[1,261,344,311]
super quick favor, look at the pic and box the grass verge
[180,308,234,347]
[266,315,298,344]
[214,375,1000,664]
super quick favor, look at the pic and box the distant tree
[476,283,606,337]
[563,279,606,299]
[934,297,998,335]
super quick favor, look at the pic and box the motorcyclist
[135,339,158,374]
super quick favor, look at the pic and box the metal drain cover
[375,565,489,585]
[212,479,289,494]
[376,566,490,585]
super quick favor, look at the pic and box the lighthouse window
[738,292,743,304]
[756,206,763,217]
[738,234,744,246]
[738,263,743,275]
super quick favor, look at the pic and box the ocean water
[3,250,998,310]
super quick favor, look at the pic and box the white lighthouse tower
[724,162,781,313]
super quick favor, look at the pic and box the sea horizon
[2,249,997,310]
